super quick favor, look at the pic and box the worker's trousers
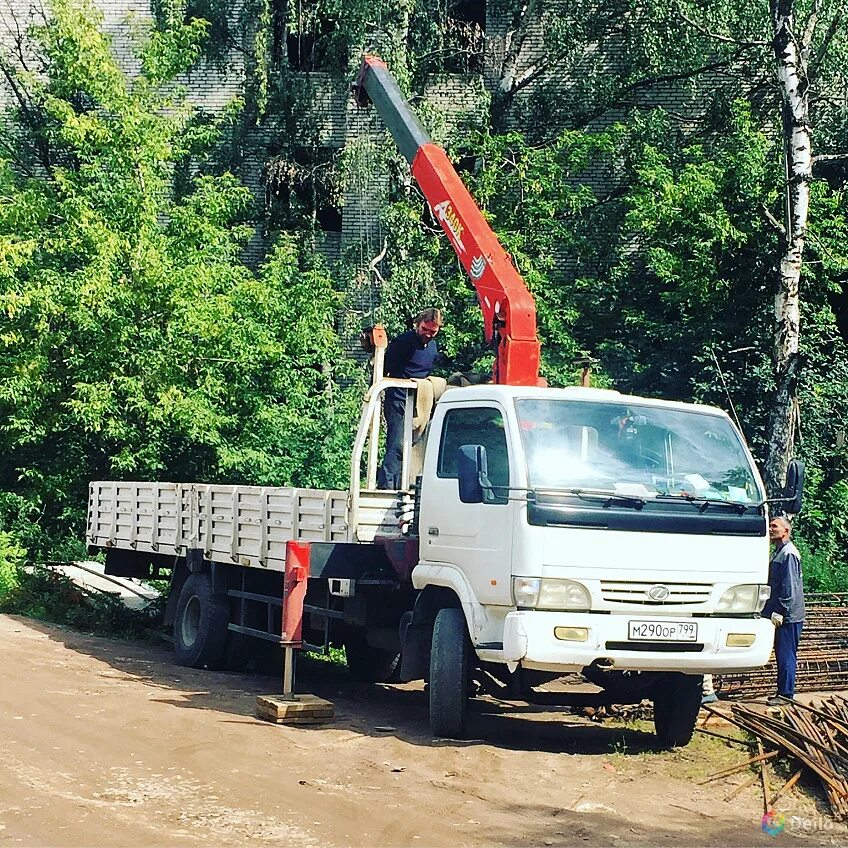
[774,620,803,698]
[377,390,405,490]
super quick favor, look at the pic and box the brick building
[0,0,713,343]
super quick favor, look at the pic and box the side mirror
[784,459,804,514]
[457,444,487,504]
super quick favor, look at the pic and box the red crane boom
[355,55,542,387]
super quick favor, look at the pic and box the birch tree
[646,0,846,499]
[763,0,810,497]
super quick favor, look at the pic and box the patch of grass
[0,566,165,640]
[305,645,347,666]
[605,717,755,782]
[604,716,829,820]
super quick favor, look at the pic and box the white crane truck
[86,57,803,747]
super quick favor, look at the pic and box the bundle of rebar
[703,698,848,820]
[716,594,848,697]
[578,701,654,722]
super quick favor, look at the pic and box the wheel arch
[411,563,486,642]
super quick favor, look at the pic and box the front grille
[600,580,713,605]
[605,641,705,653]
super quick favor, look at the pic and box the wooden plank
[255,694,334,725]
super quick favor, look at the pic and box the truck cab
[399,384,775,744]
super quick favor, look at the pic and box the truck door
[420,404,514,606]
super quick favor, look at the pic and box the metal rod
[768,769,803,808]
[282,646,296,701]
[757,740,770,814]
[724,771,761,802]
[400,390,413,490]
[228,589,283,606]
[366,340,386,489]
[697,750,778,784]
[694,727,756,747]
[227,624,282,643]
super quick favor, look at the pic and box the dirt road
[0,614,832,847]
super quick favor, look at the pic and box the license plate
[628,620,698,642]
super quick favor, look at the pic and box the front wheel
[653,672,702,747]
[429,607,471,739]
[173,573,229,669]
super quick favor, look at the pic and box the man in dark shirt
[377,307,442,490]
[761,515,805,705]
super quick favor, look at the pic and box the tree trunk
[764,0,811,500]
[498,0,535,96]
[490,0,538,127]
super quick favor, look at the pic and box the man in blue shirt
[377,307,443,490]
[761,515,805,705]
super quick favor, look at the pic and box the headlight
[717,584,770,614]
[512,577,591,610]
[539,579,591,610]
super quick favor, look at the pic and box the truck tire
[344,634,401,683]
[653,672,702,747]
[173,573,229,669]
[429,607,470,739]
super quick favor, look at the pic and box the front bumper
[500,610,773,674]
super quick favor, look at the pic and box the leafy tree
[0,0,359,559]
[3,0,848,587]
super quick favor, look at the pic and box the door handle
[428,527,439,537]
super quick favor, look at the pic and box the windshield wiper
[655,493,751,514]
[566,488,646,510]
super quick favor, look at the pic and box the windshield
[514,399,762,505]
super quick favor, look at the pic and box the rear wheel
[173,573,229,669]
[429,607,470,739]
[653,673,702,747]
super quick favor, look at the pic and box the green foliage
[795,533,848,594]
[0,531,26,596]
[2,0,848,584]
[0,566,165,638]
[563,104,775,405]
[794,466,848,592]
[373,126,617,383]
[0,0,360,559]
